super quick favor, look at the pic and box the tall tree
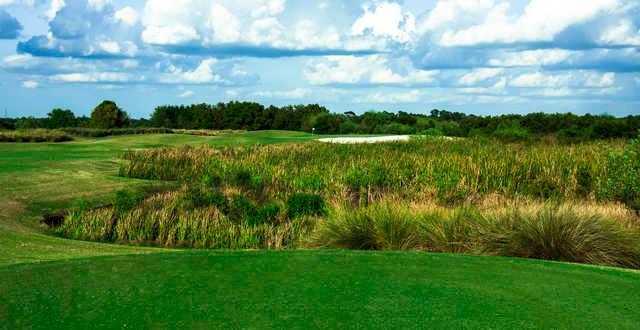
[90,101,129,129]
[47,108,76,128]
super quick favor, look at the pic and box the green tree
[90,101,129,129]
[47,108,76,128]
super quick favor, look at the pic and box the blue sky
[0,0,639,118]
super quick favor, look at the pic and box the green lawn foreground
[2,251,639,329]
[1,131,640,329]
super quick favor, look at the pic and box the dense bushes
[603,136,640,210]
[0,129,73,143]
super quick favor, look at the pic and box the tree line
[1,100,638,141]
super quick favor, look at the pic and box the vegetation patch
[0,129,73,143]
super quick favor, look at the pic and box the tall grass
[311,202,640,269]
[57,188,315,249]
[120,138,621,204]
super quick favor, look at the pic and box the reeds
[119,138,620,203]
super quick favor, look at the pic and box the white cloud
[418,0,495,33]
[21,80,38,88]
[51,72,135,83]
[206,3,241,43]
[359,90,422,103]
[46,0,65,20]
[351,1,416,43]
[160,58,223,84]
[87,0,111,11]
[599,19,640,46]
[305,55,438,85]
[438,0,621,46]
[178,90,194,98]
[510,71,616,88]
[142,24,199,45]
[142,0,329,49]
[252,88,311,99]
[99,41,120,54]
[635,77,640,85]
[510,72,572,87]
[114,6,138,26]
[584,72,615,87]
[488,49,574,67]
[458,68,503,85]
[251,0,285,18]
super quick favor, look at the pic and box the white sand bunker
[318,135,411,144]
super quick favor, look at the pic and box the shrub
[113,189,139,214]
[229,195,258,223]
[286,193,325,218]
[602,135,640,210]
[310,206,378,250]
[247,203,281,226]
[480,207,640,268]
[422,128,444,136]
[420,208,483,253]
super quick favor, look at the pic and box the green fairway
[1,131,639,328]
[2,251,639,329]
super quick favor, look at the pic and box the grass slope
[2,251,639,329]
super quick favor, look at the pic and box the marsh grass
[119,138,624,205]
[310,201,640,268]
[59,136,640,268]
[58,188,315,249]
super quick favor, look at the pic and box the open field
[1,131,640,328]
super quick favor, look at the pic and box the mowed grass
[2,251,640,329]
[1,131,640,328]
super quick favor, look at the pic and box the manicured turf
[1,131,639,328]
[2,251,639,329]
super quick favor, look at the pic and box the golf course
[1,131,639,329]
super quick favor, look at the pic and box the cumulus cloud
[509,71,616,88]
[21,80,38,88]
[436,0,620,47]
[252,88,311,99]
[458,68,503,85]
[0,9,22,39]
[50,71,139,83]
[178,90,194,98]
[140,0,370,55]
[304,55,439,85]
[18,0,142,58]
[351,1,415,43]
[356,89,422,103]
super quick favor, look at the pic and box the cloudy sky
[0,0,639,118]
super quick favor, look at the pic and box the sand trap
[318,135,411,144]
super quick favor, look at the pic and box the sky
[0,0,639,118]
